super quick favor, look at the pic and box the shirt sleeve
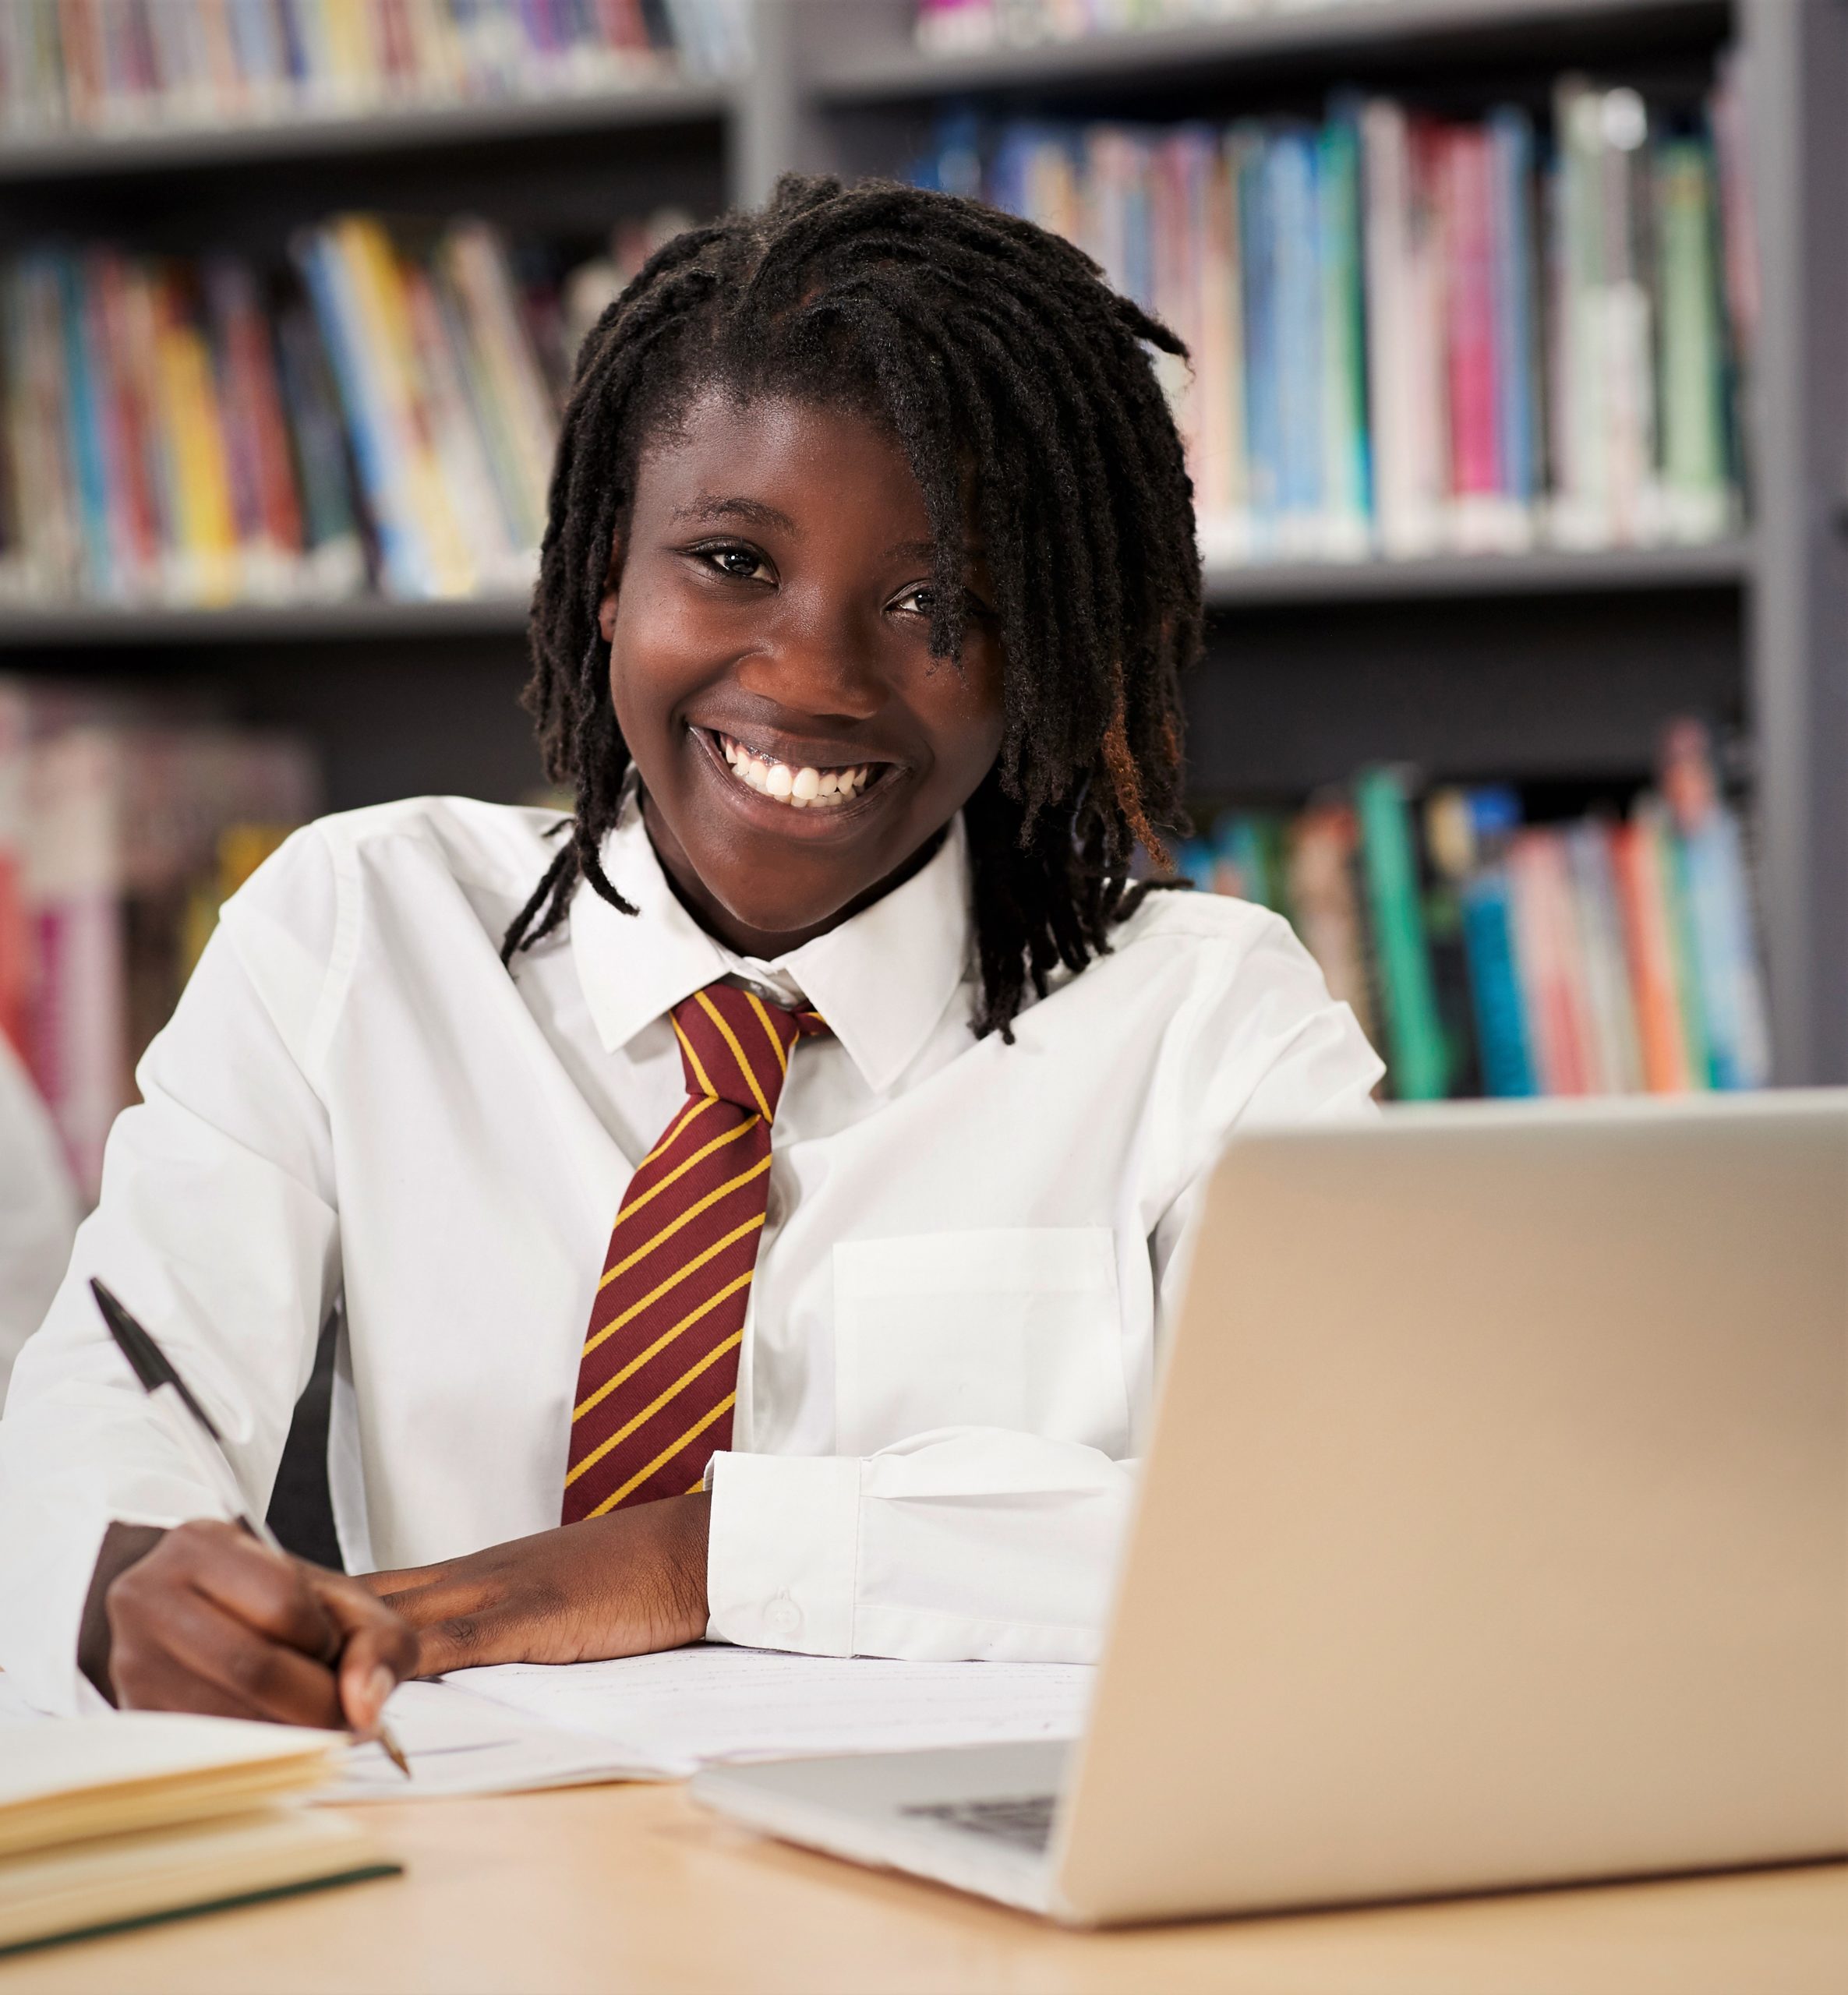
[703,911,1383,1665]
[0,1031,80,1409]
[0,829,342,1714]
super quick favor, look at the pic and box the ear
[596,521,626,645]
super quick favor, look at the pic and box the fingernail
[366,1664,395,1723]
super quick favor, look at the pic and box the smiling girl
[0,178,1380,1728]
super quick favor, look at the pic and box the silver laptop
[693,1093,1848,1925]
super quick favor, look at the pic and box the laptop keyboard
[900,1794,1058,1853]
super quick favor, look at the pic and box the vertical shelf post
[1744,0,1848,1083]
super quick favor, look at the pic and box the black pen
[90,1277,412,1778]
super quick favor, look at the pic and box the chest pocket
[832,1228,1128,1457]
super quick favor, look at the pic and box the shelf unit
[2,0,1842,1082]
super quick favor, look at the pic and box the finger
[154,1584,347,1728]
[113,1584,344,1728]
[310,1573,422,1733]
[165,1520,340,1660]
[113,1643,274,1723]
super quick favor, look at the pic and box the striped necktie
[562,980,829,1523]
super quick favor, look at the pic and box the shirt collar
[571,790,972,1096]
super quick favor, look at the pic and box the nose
[734,588,886,724]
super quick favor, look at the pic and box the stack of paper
[333,1649,1094,1799]
[446,1647,1095,1779]
[0,1714,394,1957]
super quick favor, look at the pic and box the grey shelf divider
[0,80,733,183]
[804,0,1729,101]
[0,597,534,650]
[0,543,1749,649]
[2,0,1841,1082]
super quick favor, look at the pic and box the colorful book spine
[1175,726,1771,1102]
[1612,807,1697,1093]
[1,0,719,134]
[928,66,1748,568]
[1316,108,1369,559]
[1355,766,1449,1100]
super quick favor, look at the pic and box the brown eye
[699,545,772,582]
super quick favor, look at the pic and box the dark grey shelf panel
[0,545,1748,648]
[0,596,532,649]
[0,81,732,184]
[810,0,1729,101]
[1203,540,1751,606]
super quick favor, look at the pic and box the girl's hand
[104,1518,419,1734]
[359,1492,711,1674]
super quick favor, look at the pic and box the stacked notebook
[0,1712,397,1957]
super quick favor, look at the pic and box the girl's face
[599,391,1007,959]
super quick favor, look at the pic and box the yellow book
[336,217,477,598]
[0,1714,398,1958]
[152,277,241,606]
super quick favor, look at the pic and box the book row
[0,679,320,1201]
[0,210,687,609]
[0,0,750,137]
[915,0,1360,53]
[917,65,1753,562]
[1174,722,1771,1101]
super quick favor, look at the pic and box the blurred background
[2,0,1844,1212]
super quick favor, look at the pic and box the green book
[1355,767,1450,1100]
[1654,136,1730,539]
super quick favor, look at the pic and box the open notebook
[0,1713,397,1957]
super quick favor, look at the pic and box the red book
[1611,812,1694,1093]
[1443,125,1500,502]
[1508,829,1594,1094]
[90,252,162,588]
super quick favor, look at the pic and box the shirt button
[763,1592,802,1637]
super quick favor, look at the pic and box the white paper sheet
[444,1645,1094,1778]
[327,1679,652,1801]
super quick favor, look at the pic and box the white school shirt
[0,791,1381,1714]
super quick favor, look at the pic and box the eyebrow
[670,495,798,534]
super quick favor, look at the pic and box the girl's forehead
[634,390,934,524]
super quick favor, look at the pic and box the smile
[712,731,889,812]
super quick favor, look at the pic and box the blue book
[1489,107,1539,507]
[1121,132,1154,311]
[53,253,112,597]
[1236,129,1281,542]
[919,108,984,201]
[292,231,426,600]
[1461,876,1537,1096]
[1270,128,1323,542]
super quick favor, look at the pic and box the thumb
[312,1570,421,1736]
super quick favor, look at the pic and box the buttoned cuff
[703,1452,860,1655]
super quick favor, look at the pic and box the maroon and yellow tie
[561,980,828,1523]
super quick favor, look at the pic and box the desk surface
[5,1781,1845,1995]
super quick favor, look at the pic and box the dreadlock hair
[502,172,1203,1041]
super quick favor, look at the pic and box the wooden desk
[5,1781,1844,1995]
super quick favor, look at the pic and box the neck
[641,794,947,960]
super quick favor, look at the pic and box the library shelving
[2,0,1843,1086]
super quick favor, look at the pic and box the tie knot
[669,981,828,1121]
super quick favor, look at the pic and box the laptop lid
[1052,1093,1848,1926]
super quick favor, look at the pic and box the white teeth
[712,733,881,812]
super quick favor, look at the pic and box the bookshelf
[2,0,1842,1084]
